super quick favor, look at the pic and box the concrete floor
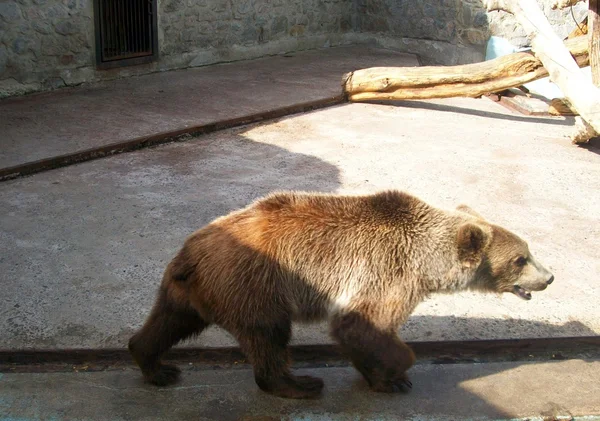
[0,46,419,171]
[1,95,599,350]
[1,359,599,420]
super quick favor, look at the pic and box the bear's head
[456,205,554,300]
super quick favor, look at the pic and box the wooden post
[484,0,600,143]
[590,0,600,85]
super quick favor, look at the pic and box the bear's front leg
[330,310,415,393]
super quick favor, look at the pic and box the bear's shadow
[209,316,597,420]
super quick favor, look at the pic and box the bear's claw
[372,374,412,394]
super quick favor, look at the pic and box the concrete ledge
[0,96,343,182]
[2,337,599,373]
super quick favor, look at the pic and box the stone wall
[488,0,587,47]
[0,0,591,97]
[0,0,95,96]
[353,0,491,65]
[157,0,354,69]
[0,0,354,97]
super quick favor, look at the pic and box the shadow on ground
[2,320,597,421]
[0,132,342,350]
[578,137,600,156]
[371,99,577,126]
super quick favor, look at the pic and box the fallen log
[342,36,588,102]
[484,0,600,143]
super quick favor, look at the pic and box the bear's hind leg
[330,311,415,393]
[128,287,208,386]
[235,320,324,399]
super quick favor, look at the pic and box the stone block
[197,21,214,34]
[181,29,197,43]
[59,54,74,65]
[0,2,22,22]
[41,36,73,55]
[43,76,66,89]
[12,37,28,55]
[46,5,68,18]
[211,0,231,14]
[289,24,305,37]
[233,0,253,19]
[54,19,80,35]
[474,11,488,27]
[271,16,288,35]
[184,15,197,28]
[462,3,472,25]
[162,0,185,14]
[463,28,488,45]
[240,20,258,43]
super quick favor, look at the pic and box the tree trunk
[590,0,600,85]
[484,0,600,143]
[342,37,588,101]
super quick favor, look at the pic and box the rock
[54,20,80,35]
[43,76,66,90]
[12,38,27,55]
[474,11,488,27]
[59,54,74,65]
[0,2,22,22]
[163,0,185,13]
[271,16,288,35]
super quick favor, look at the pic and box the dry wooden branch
[552,0,584,10]
[484,0,600,143]
[342,37,588,102]
[567,16,587,37]
[549,98,578,115]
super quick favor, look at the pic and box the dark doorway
[93,0,158,69]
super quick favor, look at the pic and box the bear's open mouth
[513,285,532,300]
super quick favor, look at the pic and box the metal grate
[94,0,158,69]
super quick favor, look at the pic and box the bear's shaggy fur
[129,190,553,399]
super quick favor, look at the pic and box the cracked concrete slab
[0,359,599,420]
[1,98,599,351]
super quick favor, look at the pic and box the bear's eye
[515,256,527,267]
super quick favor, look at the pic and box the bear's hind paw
[145,364,182,386]
[371,375,412,394]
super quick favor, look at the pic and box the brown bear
[128,190,554,399]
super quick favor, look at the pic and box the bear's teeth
[513,285,532,300]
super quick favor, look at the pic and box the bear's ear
[456,204,485,220]
[457,223,489,265]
